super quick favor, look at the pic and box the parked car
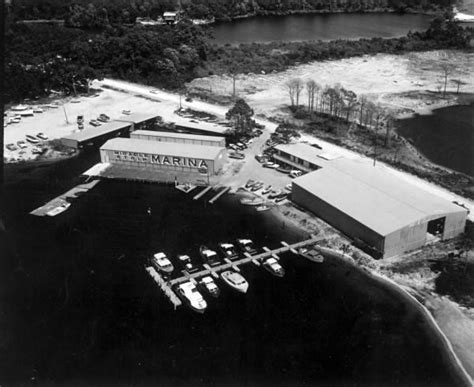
[185,97,193,102]
[26,135,40,144]
[263,162,280,169]
[228,144,238,151]
[255,154,266,163]
[100,113,110,120]
[236,142,247,149]
[77,115,84,123]
[311,143,323,150]
[229,152,245,160]
[96,116,108,123]
[37,132,48,141]
[6,143,17,151]
[89,120,101,127]
[290,170,302,178]
[122,110,131,115]
[17,140,27,149]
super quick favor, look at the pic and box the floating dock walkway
[147,236,323,309]
[209,186,230,204]
[30,179,101,216]
[193,185,214,200]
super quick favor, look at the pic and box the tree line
[4,21,210,103]
[7,0,456,25]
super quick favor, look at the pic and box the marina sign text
[112,151,209,169]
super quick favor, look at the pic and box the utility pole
[63,105,69,124]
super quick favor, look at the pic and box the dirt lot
[188,50,474,118]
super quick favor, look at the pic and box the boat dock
[30,179,101,216]
[172,235,322,287]
[146,266,182,308]
[193,185,213,200]
[209,186,230,204]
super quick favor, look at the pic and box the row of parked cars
[6,132,49,151]
[254,153,303,178]
[87,113,110,128]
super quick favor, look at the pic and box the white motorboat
[220,270,249,293]
[256,205,271,212]
[176,282,207,313]
[178,254,198,273]
[240,197,264,206]
[200,276,220,297]
[218,242,239,259]
[152,252,174,274]
[236,238,257,255]
[199,245,220,266]
[262,257,285,277]
[299,248,324,263]
[46,201,71,217]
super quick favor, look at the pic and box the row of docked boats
[150,239,289,313]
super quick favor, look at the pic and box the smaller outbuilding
[131,130,226,148]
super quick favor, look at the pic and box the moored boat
[240,197,264,206]
[178,254,198,273]
[218,243,239,260]
[152,252,174,273]
[298,248,324,263]
[199,276,220,297]
[256,204,271,212]
[220,270,249,293]
[46,201,71,217]
[262,257,285,277]
[236,238,257,255]
[199,245,221,266]
[176,282,207,313]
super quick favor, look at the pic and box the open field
[188,50,474,118]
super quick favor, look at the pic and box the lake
[0,153,467,386]
[211,13,432,44]
[397,104,474,177]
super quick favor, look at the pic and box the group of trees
[225,98,255,136]
[286,79,395,147]
[4,20,210,103]
[7,0,457,23]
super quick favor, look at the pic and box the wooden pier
[169,235,323,287]
[209,186,230,204]
[193,185,213,200]
[145,266,182,308]
[30,179,101,216]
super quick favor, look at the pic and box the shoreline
[267,202,474,385]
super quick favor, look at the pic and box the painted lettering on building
[112,151,208,169]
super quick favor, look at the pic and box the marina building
[291,157,468,258]
[60,121,132,149]
[100,137,227,176]
[130,130,226,148]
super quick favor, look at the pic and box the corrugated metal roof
[61,121,131,142]
[293,157,466,236]
[101,137,225,160]
[132,130,225,143]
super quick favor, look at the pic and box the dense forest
[8,0,457,24]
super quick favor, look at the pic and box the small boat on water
[250,182,264,192]
[200,276,220,297]
[256,204,271,212]
[240,197,264,206]
[176,282,207,313]
[200,245,221,266]
[236,238,257,255]
[268,190,282,199]
[178,254,199,273]
[220,270,249,293]
[152,252,174,274]
[46,201,71,217]
[262,257,285,277]
[219,242,239,259]
[298,248,324,263]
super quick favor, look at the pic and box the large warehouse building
[131,130,226,147]
[289,147,467,258]
[100,137,227,176]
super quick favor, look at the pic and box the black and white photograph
[1,0,473,385]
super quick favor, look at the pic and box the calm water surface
[211,13,432,44]
[397,104,474,176]
[0,152,466,386]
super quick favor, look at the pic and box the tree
[306,79,319,114]
[439,62,455,98]
[285,78,304,108]
[451,79,465,94]
[340,88,357,121]
[271,123,301,144]
[225,98,254,135]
